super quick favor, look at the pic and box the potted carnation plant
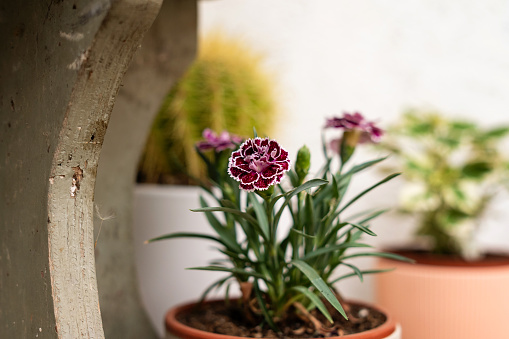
[133,33,276,336]
[374,110,509,339]
[149,113,410,338]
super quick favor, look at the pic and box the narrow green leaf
[331,175,339,199]
[188,265,272,282]
[290,228,316,239]
[146,232,227,247]
[347,222,377,236]
[341,252,415,263]
[225,282,231,305]
[286,179,329,199]
[216,248,253,264]
[274,179,328,227]
[286,170,300,188]
[199,196,242,252]
[341,262,363,282]
[320,132,329,159]
[352,209,388,224]
[268,194,285,213]
[249,193,270,240]
[291,259,347,320]
[339,173,400,213]
[303,193,315,237]
[320,222,349,246]
[192,206,268,242]
[291,286,333,324]
[192,206,256,222]
[300,243,371,261]
[254,280,279,332]
[199,276,232,303]
[330,268,395,284]
[219,199,237,209]
[342,156,388,177]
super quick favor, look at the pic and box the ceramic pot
[165,299,401,339]
[375,251,509,339]
[133,184,227,337]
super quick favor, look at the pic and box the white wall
[198,0,509,303]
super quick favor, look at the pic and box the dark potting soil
[176,299,386,338]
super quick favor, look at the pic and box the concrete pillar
[0,0,165,337]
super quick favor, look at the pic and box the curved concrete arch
[94,0,197,337]
[47,0,164,337]
[1,0,166,338]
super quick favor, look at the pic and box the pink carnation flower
[325,112,383,143]
[196,129,243,152]
[228,138,290,192]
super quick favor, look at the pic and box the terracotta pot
[375,251,509,339]
[165,299,401,339]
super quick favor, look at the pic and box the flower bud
[340,129,361,165]
[295,145,311,183]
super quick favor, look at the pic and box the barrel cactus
[138,33,277,184]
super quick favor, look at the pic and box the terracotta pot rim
[165,298,397,339]
[383,248,509,267]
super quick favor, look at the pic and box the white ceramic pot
[133,184,228,337]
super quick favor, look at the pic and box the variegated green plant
[149,113,410,334]
[380,110,509,258]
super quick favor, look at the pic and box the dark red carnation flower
[227,137,290,192]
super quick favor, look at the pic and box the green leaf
[341,262,364,282]
[461,162,492,179]
[339,173,400,214]
[331,175,340,199]
[291,259,347,320]
[267,193,285,212]
[320,222,349,246]
[286,179,329,199]
[199,196,242,252]
[291,286,333,324]
[254,280,279,332]
[286,169,300,187]
[199,276,232,303]
[330,268,395,284]
[341,251,414,263]
[188,265,271,282]
[479,126,509,140]
[450,121,476,131]
[300,243,371,261]
[191,206,268,242]
[273,179,328,227]
[342,156,388,177]
[249,193,270,240]
[303,193,315,238]
[320,132,329,159]
[216,248,253,264]
[352,209,388,224]
[290,228,316,239]
[146,232,227,247]
[347,222,377,236]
